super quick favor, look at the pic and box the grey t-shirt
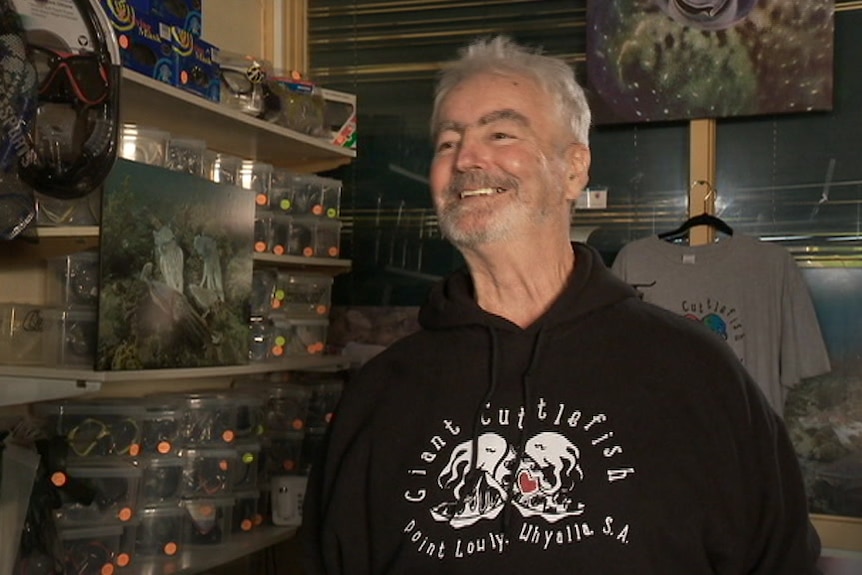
[611,234,831,416]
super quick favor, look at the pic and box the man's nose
[454,132,489,172]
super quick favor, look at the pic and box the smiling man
[303,36,821,575]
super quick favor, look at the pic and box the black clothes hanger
[658,180,733,242]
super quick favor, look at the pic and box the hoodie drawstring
[469,327,501,482]
[501,327,546,533]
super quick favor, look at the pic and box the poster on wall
[96,159,255,370]
[786,267,862,520]
[586,0,835,124]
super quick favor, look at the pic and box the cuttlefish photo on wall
[586,0,834,124]
[96,159,255,370]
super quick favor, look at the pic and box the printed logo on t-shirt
[401,398,635,561]
[680,297,746,361]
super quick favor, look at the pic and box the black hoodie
[303,243,820,574]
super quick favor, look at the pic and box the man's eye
[491,132,513,140]
[436,140,457,152]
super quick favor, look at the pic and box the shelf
[133,526,298,575]
[0,355,349,385]
[121,71,355,174]
[253,253,352,273]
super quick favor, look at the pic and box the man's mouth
[459,187,506,199]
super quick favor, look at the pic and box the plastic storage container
[120,124,170,167]
[34,400,146,458]
[138,455,185,506]
[314,218,343,258]
[203,150,241,185]
[269,317,329,357]
[231,442,261,491]
[55,462,142,525]
[0,303,48,366]
[58,524,127,574]
[45,250,100,308]
[135,505,185,557]
[269,215,314,257]
[166,137,207,176]
[42,307,98,368]
[181,497,235,546]
[232,490,264,533]
[274,272,333,317]
[179,447,238,498]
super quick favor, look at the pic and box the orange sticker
[272,345,284,357]
[256,194,268,206]
[117,553,130,567]
[303,247,314,257]
[316,304,327,315]
[164,542,178,556]
[222,430,235,443]
[129,444,140,456]
[292,419,304,430]
[273,245,285,255]
[241,519,253,531]
[157,441,172,454]
[180,70,188,84]
[119,507,133,521]
[101,564,114,575]
[328,246,339,257]
[254,241,266,253]
[51,472,67,487]
[119,35,129,49]
[312,205,323,216]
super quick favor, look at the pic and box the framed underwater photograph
[586,0,834,124]
[96,158,254,370]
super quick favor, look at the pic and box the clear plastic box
[314,218,343,258]
[248,315,275,363]
[156,392,240,446]
[232,490,264,533]
[269,215,314,257]
[233,381,311,434]
[270,172,341,218]
[181,497,235,546]
[250,267,278,315]
[166,137,207,177]
[42,307,98,368]
[135,505,185,557]
[253,214,271,254]
[232,441,261,491]
[138,455,185,506]
[34,400,146,458]
[270,316,329,357]
[203,150,242,185]
[45,250,100,308]
[140,400,186,456]
[274,272,333,317]
[0,303,48,366]
[237,160,273,206]
[59,524,125,574]
[179,447,238,497]
[120,124,170,167]
[261,431,306,479]
[55,461,142,526]
[303,379,345,430]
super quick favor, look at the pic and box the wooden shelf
[253,252,351,273]
[121,70,355,174]
[132,526,298,575]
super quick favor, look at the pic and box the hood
[418,242,637,332]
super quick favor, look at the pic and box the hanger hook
[690,180,716,213]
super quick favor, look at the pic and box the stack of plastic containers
[232,372,344,527]
[33,398,147,571]
[248,268,333,363]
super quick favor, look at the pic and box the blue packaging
[172,28,220,102]
[99,1,175,84]
[150,0,202,36]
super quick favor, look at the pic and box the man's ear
[565,144,591,201]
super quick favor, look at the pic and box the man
[303,35,821,574]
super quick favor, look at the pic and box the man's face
[429,71,588,249]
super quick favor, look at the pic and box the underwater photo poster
[97,159,255,370]
[586,0,834,124]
